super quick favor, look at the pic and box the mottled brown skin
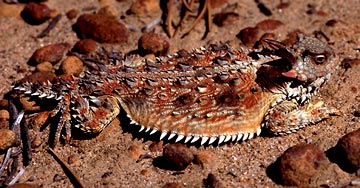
[13,36,339,145]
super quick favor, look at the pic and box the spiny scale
[12,37,339,146]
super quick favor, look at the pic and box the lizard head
[264,36,338,84]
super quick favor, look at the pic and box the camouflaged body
[13,36,339,145]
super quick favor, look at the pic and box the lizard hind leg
[264,100,340,135]
[71,95,121,135]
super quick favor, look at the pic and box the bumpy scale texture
[13,36,339,145]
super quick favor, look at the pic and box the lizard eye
[314,54,326,64]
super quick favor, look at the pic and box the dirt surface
[0,0,360,187]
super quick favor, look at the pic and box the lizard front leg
[264,100,340,135]
[72,95,120,134]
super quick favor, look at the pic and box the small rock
[236,27,259,47]
[21,2,51,25]
[256,19,284,31]
[129,0,160,16]
[127,144,145,160]
[0,110,10,120]
[194,151,218,168]
[0,1,24,18]
[0,129,16,151]
[36,61,53,72]
[213,12,240,27]
[68,154,80,165]
[163,143,194,171]
[337,129,360,169]
[29,43,71,65]
[0,99,9,109]
[31,134,42,148]
[0,119,9,130]
[60,56,84,76]
[278,143,328,186]
[66,9,79,20]
[98,6,118,18]
[73,39,98,54]
[74,13,129,43]
[325,19,338,27]
[161,182,184,188]
[138,32,169,56]
[204,173,224,188]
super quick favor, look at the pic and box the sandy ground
[0,0,360,187]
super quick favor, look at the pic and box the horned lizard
[12,36,339,146]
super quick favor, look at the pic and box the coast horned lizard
[13,36,339,146]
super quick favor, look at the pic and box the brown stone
[278,143,328,186]
[163,143,194,171]
[21,2,51,25]
[60,56,84,76]
[0,129,16,151]
[74,13,128,43]
[66,9,79,20]
[338,129,360,169]
[73,39,98,54]
[36,61,53,72]
[29,43,70,65]
[138,32,169,56]
[129,0,160,16]
[161,182,184,188]
[213,12,240,27]
[236,27,259,47]
[256,19,284,31]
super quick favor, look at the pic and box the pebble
[236,27,259,47]
[194,151,218,168]
[67,154,80,165]
[97,6,118,18]
[138,32,170,56]
[256,19,284,31]
[127,144,145,160]
[0,119,9,129]
[29,43,71,65]
[163,143,194,171]
[0,129,16,151]
[66,9,79,20]
[60,56,84,76]
[0,110,9,120]
[31,134,42,148]
[36,61,53,72]
[213,12,240,27]
[204,173,224,188]
[278,143,328,186]
[128,0,160,16]
[0,1,24,18]
[74,13,129,43]
[161,182,184,188]
[73,39,98,54]
[21,2,52,25]
[337,129,360,169]
[0,99,9,109]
